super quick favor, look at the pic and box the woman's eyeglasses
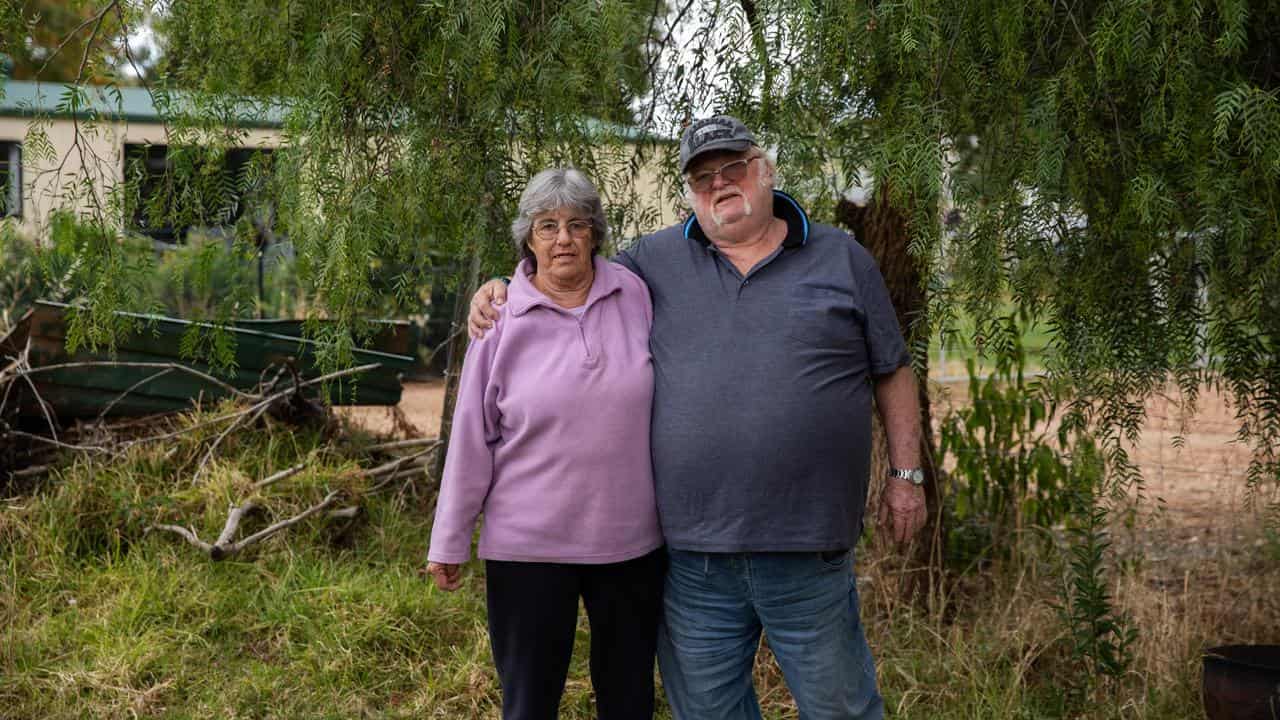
[533,219,593,241]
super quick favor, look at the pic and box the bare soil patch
[337,377,445,438]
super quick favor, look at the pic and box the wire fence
[926,377,1275,529]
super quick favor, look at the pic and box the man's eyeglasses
[533,218,593,241]
[686,156,759,193]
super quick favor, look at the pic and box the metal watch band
[889,467,925,486]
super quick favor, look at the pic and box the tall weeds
[2,398,1277,718]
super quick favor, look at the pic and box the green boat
[1,301,418,420]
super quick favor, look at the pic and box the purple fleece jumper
[427,256,661,564]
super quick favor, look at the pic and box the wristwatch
[889,467,925,486]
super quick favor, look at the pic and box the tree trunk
[429,248,480,490]
[837,190,942,600]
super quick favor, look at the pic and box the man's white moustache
[711,196,752,227]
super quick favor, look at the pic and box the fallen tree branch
[0,369,17,418]
[192,400,271,484]
[214,501,260,548]
[368,463,432,494]
[364,442,441,478]
[10,464,50,479]
[363,437,440,453]
[148,490,343,560]
[2,363,383,464]
[3,429,111,455]
[216,490,342,559]
[16,341,59,441]
[253,462,308,490]
[125,363,382,449]
[96,368,175,422]
[145,524,214,554]
[294,363,382,392]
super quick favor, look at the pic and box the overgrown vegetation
[940,348,1097,566]
[2,401,1276,718]
[7,1,1280,716]
[0,406,495,717]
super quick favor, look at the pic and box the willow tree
[155,0,666,343]
[21,0,1279,519]
[10,0,670,489]
[664,1,1280,502]
[13,0,670,458]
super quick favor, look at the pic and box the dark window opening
[123,144,275,242]
[1,141,21,219]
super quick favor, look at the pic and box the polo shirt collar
[682,189,810,249]
[508,255,624,317]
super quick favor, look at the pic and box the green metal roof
[0,80,285,128]
[0,80,673,143]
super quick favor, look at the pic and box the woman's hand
[468,279,510,339]
[426,561,463,591]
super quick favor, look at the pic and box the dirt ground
[339,377,446,439]
[339,377,1276,544]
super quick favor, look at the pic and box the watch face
[893,468,925,485]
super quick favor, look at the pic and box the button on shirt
[614,191,911,552]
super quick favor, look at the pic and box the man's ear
[759,167,775,189]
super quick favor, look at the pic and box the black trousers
[485,549,666,720]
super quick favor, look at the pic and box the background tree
[17,0,671,472]
[19,0,1279,549]
[662,0,1280,505]
[159,0,665,355]
[634,4,1280,644]
[3,0,157,83]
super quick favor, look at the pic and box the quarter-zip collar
[508,256,624,318]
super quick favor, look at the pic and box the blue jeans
[657,549,884,720]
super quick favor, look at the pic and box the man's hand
[877,477,927,545]
[468,279,509,339]
[426,561,463,591]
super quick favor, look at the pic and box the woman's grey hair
[511,167,610,271]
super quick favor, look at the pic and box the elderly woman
[426,168,664,720]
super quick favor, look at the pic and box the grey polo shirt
[615,190,911,552]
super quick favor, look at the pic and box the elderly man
[467,116,926,720]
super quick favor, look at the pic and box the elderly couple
[426,115,926,720]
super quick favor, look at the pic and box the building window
[123,144,274,242]
[1,141,21,219]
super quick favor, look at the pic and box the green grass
[928,303,1054,379]
[2,404,1275,718]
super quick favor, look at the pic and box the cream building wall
[0,81,682,243]
[0,113,281,238]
